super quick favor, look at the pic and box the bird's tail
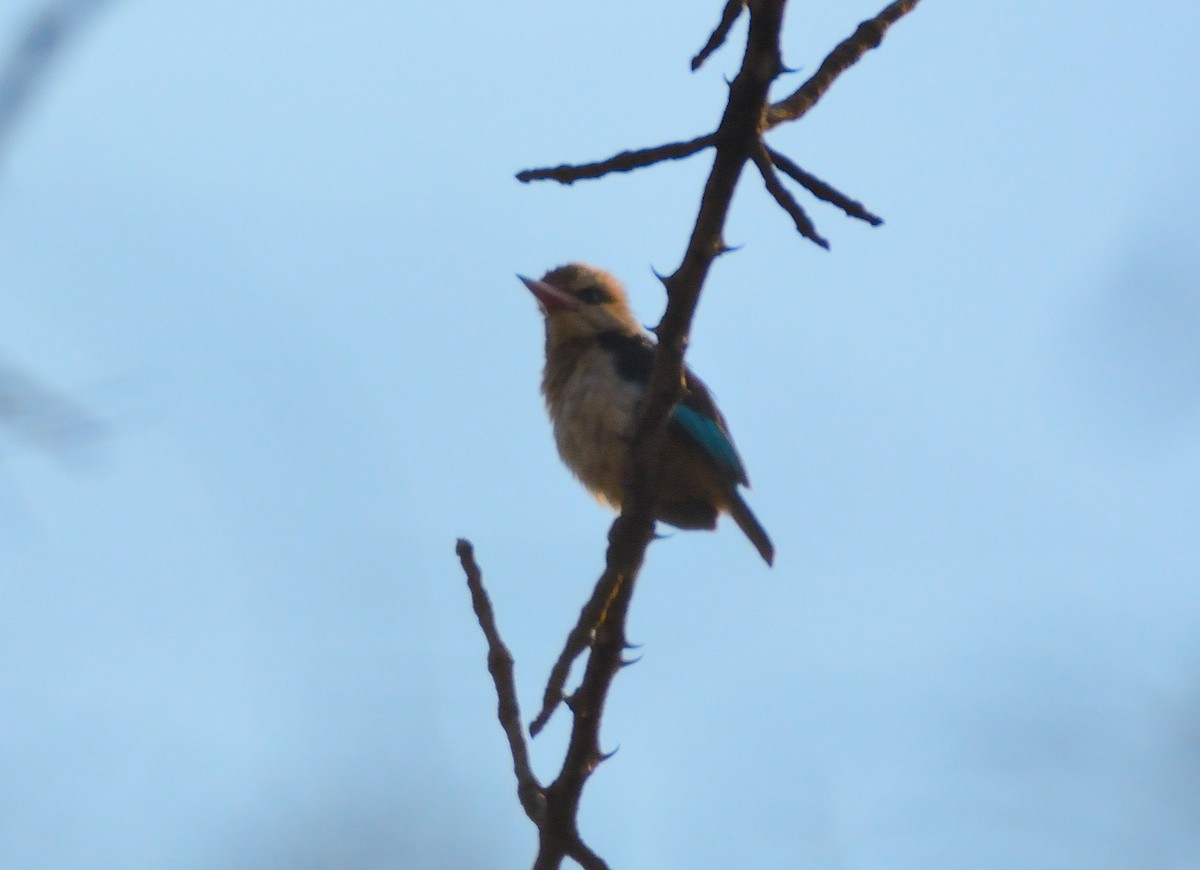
[727,491,775,566]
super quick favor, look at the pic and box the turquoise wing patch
[672,403,747,484]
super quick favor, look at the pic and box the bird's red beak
[519,275,579,314]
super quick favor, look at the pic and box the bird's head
[519,263,643,345]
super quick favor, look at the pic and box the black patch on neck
[596,331,655,384]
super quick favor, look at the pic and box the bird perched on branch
[519,263,774,565]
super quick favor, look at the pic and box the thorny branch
[764,0,919,130]
[517,0,920,247]
[460,1,920,867]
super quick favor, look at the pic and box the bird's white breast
[544,346,643,509]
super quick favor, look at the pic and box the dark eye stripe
[578,285,609,305]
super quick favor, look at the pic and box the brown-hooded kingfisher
[519,263,774,565]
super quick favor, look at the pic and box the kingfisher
[519,263,774,565]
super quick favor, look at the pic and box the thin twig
[455,539,545,823]
[752,141,829,248]
[767,146,883,225]
[765,0,920,129]
[517,134,715,184]
[530,571,621,736]
[691,0,745,71]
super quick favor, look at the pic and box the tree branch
[767,146,883,225]
[752,141,829,248]
[690,0,745,71]
[456,540,545,824]
[516,134,715,185]
[764,0,920,129]
[513,0,919,248]
[530,562,626,737]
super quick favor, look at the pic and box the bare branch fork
[517,0,918,246]
[457,1,920,867]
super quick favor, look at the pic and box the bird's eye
[578,285,606,305]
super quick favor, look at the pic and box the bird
[518,263,774,565]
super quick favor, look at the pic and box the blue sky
[2,1,1199,867]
